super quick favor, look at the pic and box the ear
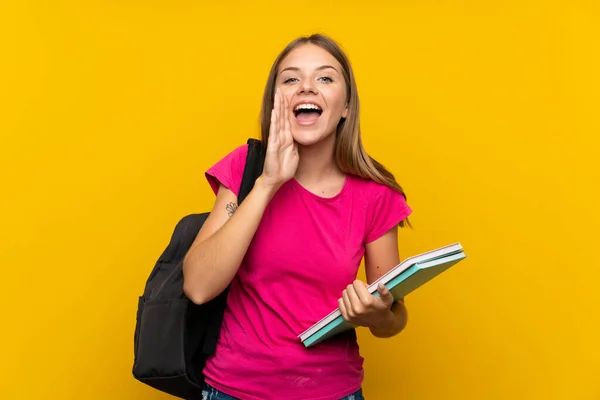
[342,103,349,119]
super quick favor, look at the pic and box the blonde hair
[259,34,411,228]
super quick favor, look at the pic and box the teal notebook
[298,243,467,347]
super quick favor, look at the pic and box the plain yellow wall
[1,0,599,399]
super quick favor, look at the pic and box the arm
[182,177,277,305]
[364,225,408,338]
[183,87,298,305]
[338,225,408,338]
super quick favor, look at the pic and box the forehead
[278,43,342,72]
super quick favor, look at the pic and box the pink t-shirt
[202,144,412,400]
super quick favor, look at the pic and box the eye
[283,77,298,84]
[318,76,333,83]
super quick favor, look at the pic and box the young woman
[183,34,412,400]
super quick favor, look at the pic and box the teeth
[294,103,322,111]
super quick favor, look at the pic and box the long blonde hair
[260,34,411,228]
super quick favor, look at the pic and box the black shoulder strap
[238,138,266,204]
[201,138,266,357]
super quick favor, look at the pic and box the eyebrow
[280,65,339,74]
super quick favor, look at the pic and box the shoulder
[349,174,408,204]
[205,144,249,197]
[207,143,249,172]
[348,175,412,243]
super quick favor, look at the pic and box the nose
[296,79,318,95]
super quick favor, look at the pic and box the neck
[294,134,343,183]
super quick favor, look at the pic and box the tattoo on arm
[226,202,237,217]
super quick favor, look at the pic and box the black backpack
[132,138,266,399]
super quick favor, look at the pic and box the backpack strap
[201,138,266,356]
[238,138,266,205]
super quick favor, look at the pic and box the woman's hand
[260,88,299,190]
[339,280,403,334]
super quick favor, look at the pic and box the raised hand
[260,88,299,190]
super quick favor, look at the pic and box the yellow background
[1,0,599,399]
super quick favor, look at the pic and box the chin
[291,120,337,146]
[291,129,330,146]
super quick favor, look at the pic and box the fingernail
[276,87,280,94]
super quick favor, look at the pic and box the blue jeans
[201,383,364,400]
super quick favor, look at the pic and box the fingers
[271,87,292,147]
[377,283,395,308]
[342,289,354,319]
[268,108,277,148]
[279,88,286,143]
[346,284,361,310]
[341,280,385,319]
[353,280,372,305]
[338,298,348,321]
[283,92,291,142]
[343,283,367,318]
[274,89,280,142]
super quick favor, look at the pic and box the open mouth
[293,103,323,125]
